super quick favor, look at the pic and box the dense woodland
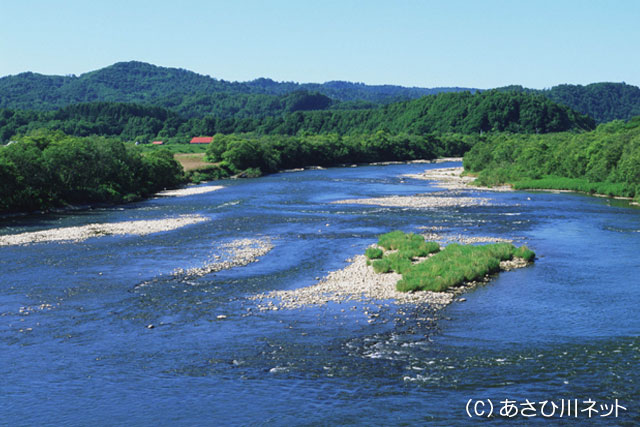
[0,91,593,144]
[463,117,640,201]
[0,131,184,213]
[198,132,477,180]
[498,82,640,123]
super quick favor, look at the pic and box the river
[1,161,638,425]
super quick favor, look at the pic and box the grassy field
[174,153,215,172]
[136,144,209,155]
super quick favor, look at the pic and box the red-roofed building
[152,141,164,145]
[190,136,213,144]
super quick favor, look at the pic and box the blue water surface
[1,162,638,426]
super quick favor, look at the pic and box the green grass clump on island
[365,247,384,259]
[367,231,535,293]
[377,230,441,258]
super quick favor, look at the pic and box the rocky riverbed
[250,242,532,312]
[250,253,454,310]
[174,238,274,280]
[135,237,274,289]
[0,214,209,246]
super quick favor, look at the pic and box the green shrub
[377,231,440,257]
[513,246,536,261]
[386,252,413,274]
[372,258,392,273]
[365,247,383,259]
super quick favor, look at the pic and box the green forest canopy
[0,90,595,144]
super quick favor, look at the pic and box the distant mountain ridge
[0,61,638,123]
[0,61,475,115]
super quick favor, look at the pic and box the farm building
[190,137,213,144]
[152,141,164,145]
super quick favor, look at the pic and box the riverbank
[156,185,224,197]
[405,166,512,191]
[0,215,209,246]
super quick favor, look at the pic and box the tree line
[463,117,640,201]
[197,132,478,180]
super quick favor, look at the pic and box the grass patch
[366,231,535,293]
[365,247,383,259]
[136,143,209,154]
[377,230,441,258]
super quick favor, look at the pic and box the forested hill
[2,61,636,123]
[498,83,640,123]
[544,83,640,123]
[0,61,474,116]
[0,91,595,143]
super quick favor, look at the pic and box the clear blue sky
[1,0,638,89]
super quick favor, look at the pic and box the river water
[1,162,638,426]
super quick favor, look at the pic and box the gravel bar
[332,194,489,208]
[173,238,274,279]
[0,214,209,246]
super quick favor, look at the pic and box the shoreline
[280,157,463,174]
[416,166,639,205]
[155,185,224,197]
[405,166,512,192]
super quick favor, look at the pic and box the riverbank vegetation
[463,117,640,201]
[368,231,535,292]
[203,132,475,178]
[0,130,185,213]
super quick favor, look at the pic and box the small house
[152,141,164,145]
[190,136,213,144]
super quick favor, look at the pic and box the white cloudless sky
[1,0,638,88]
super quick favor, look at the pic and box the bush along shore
[367,231,535,292]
